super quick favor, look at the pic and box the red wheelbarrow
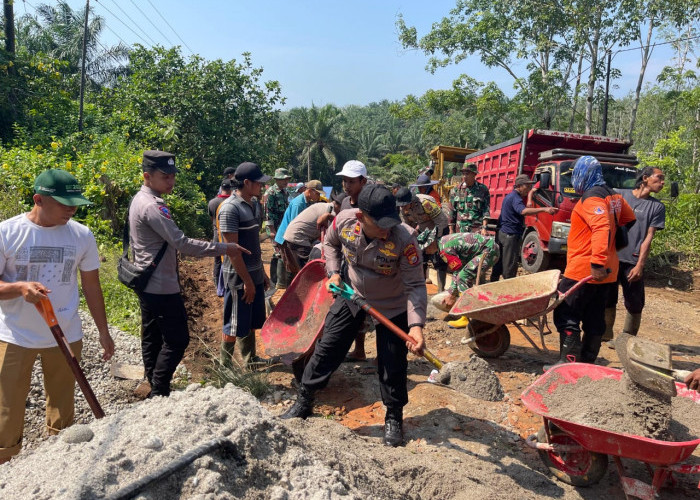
[259,259,333,379]
[448,269,594,358]
[521,363,700,499]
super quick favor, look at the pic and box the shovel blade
[616,333,677,397]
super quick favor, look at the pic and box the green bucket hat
[34,169,91,206]
[274,167,292,180]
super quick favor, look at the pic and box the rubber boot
[437,269,446,293]
[281,386,314,419]
[270,254,279,287]
[622,312,642,336]
[384,407,404,447]
[448,315,469,329]
[237,332,259,369]
[219,340,236,371]
[544,331,581,371]
[602,307,616,347]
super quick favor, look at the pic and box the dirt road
[179,243,700,499]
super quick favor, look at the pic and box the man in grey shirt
[218,162,271,369]
[128,150,248,397]
[604,166,666,345]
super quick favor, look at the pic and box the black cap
[223,166,236,176]
[220,179,233,191]
[233,162,271,183]
[142,150,177,173]
[358,184,401,229]
[331,191,347,204]
[395,187,414,207]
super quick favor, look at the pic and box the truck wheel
[536,424,608,487]
[521,231,550,274]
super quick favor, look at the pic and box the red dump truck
[463,129,639,273]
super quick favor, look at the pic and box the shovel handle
[35,298,105,419]
[330,283,443,370]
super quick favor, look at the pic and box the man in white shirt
[0,169,115,464]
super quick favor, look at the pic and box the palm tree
[16,1,128,86]
[295,105,346,182]
[354,127,386,165]
[381,127,407,155]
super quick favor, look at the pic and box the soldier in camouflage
[449,163,490,234]
[263,168,291,286]
[418,228,499,311]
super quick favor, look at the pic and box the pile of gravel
[0,383,361,500]
[437,355,505,401]
[21,311,145,451]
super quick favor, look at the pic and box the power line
[145,0,195,55]
[103,0,159,46]
[129,0,174,47]
[93,0,150,46]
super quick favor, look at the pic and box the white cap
[336,160,367,178]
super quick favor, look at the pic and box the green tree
[290,104,346,183]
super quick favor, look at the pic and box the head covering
[358,184,401,229]
[220,179,233,191]
[234,162,271,183]
[514,174,536,187]
[417,227,438,251]
[142,150,177,174]
[305,180,325,196]
[571,156,605,195]
[222,166,236,176]
[394,187,414,207]
[34,169,92,206]
[410,174,439,188]
[462,163,478,173]
[274,167,292,180]
[331,191,347,204]
[336,160,367,178]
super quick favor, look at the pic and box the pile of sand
[437,355,504,401]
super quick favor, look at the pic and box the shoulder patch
[593,206,605,215]
[403,243,420,266]
[158,206,172,219]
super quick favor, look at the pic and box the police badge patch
[159,206,172,219]
[403,243,419,266]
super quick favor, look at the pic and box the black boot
[281,387,314,419]
[544,332,581,371]
[384,407,404,447]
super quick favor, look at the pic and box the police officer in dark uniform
[129,150,249,397]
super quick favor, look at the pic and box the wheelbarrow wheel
[467,320,510,358]
[536,424,608,487]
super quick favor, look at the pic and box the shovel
[328,281,443,370]
[35,297,105,419]
[615,333,691,397]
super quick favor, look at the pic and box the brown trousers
[0,339,82,460]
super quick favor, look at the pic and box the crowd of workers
[0,150,698,464]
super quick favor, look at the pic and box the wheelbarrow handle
[328,282,443,370]
[35,297,105,419]
[545,269,612,314]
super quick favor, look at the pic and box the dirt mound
[437,356,504,401]
[541,375,700,441]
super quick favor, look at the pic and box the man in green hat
[263,167,292,287]
[0,169,115,464]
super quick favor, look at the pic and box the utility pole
[602,50,612,136]
[307,142,311,181]
[78,0,90,132]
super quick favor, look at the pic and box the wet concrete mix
[437,355,505,402]
[540,373,700,441]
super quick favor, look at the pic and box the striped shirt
[218,193,264,287]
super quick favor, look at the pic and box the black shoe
[384,418,404,447]
[281,390,314,420]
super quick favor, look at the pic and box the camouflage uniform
[263,184,288,237]
[449,182,491,232]
[400,194,449,233]
[438,232,499,296]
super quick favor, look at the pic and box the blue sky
[28,0,681,109]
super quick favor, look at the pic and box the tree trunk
[569,51,584,132]
[628,21,655,141]
[3,0,15,55]
[585,17,602,135]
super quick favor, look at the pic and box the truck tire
[521,231,550,274]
